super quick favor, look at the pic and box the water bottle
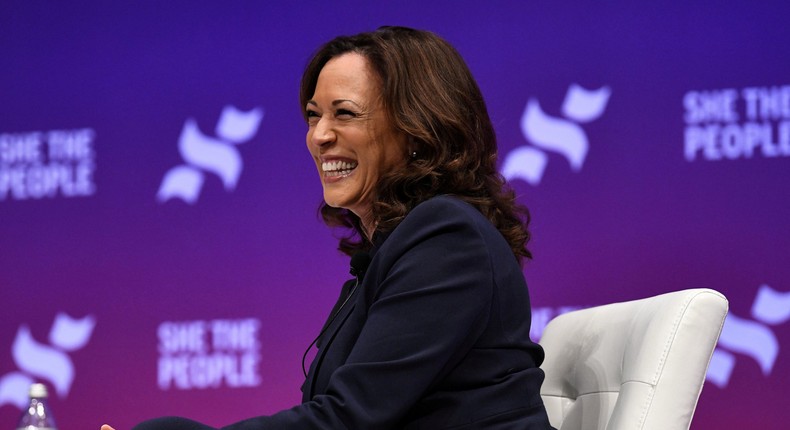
[16,383,57,430]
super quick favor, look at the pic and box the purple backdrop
[2,1,789,429]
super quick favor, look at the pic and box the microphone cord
[301,278,360,377]
[301,251,370,378]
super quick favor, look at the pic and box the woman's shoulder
[404,195,491,231]
[408,194,481,219]
[380,195,503,253]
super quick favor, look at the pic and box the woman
[118,26,552,430]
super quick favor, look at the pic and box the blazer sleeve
[222,197,498,429]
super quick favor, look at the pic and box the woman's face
[305,52,407,228]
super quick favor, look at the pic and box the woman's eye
[336,109,355,118]
[306,110,320,124]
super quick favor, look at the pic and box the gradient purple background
[2,1,789,429]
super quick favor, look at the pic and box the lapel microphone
[301,252,372,377]
[349,251,372,284]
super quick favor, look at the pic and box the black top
[135,195,551,430]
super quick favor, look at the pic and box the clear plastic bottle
[16,383,57,430]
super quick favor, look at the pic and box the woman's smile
[321,158,358,179]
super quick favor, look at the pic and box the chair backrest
[539,288,728,430]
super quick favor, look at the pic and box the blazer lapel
[305,288,358,399]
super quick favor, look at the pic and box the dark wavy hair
[300,26,532,262]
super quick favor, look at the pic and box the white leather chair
[538,288,728,430]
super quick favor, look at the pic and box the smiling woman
[305,52,408,237]
[119,26,553,430]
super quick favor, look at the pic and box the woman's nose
[309,118,335,147]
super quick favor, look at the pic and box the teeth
[322,160,357,176]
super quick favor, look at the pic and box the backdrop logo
[0,313,96,409]
[0,128,96,201]
[502,84,611,185]
[684,85,790,161]
[157,105,264,204]
[707,284,790,388]
[157,318,261,390]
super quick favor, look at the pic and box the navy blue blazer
[135,196,551,430]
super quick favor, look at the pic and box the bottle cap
[29,383,48,398]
